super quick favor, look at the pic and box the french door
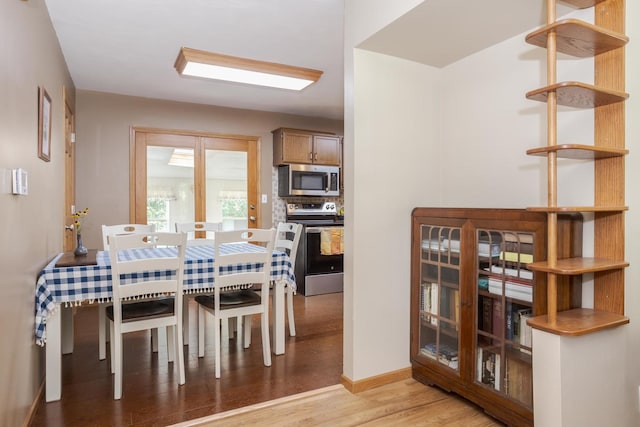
[130,128,260,230]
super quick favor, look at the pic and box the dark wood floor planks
[30,292,344,427]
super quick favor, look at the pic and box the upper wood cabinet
[272,128,341,166]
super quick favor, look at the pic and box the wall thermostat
[12,168,28,195]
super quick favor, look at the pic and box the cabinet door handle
[309,152,313,160]
[314,153,318,161]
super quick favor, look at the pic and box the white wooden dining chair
[275,222,302,336]
[194,228,275,378]
[107,231,187,400]
[174,221,221,345]
[175,221,221,245]
[99,223,156,360]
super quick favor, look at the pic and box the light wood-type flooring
[30,292,503,426]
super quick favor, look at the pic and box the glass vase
[74,233,88,256]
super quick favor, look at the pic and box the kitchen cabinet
[410,208,582,426]
[272,128,341,166]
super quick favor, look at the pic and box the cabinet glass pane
[418,225,460,372]
[475,228,534,405]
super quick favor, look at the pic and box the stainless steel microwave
[278,164,340,197]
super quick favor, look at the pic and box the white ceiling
[43,0,345,121]
[44,0,579,122]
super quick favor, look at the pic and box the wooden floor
[30,292,502,427]
[175,380,503,427]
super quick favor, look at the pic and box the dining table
[35,243,296,402]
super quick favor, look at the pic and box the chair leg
[182,297,190,346]
[231,317,238,339]
[197,306,205,358]
[243,315,252,349]
[98,304,107,360]
[113,329,123,400]
[109,321,115,374]
[167,326,175,363]
[151,328,159,353]
[214,315,221,379]
[176,321,185,385]
[287,287,296,337]
[261,312,272,367]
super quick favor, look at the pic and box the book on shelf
[421,342,459,369]
[499,251,533,264]
[505,357,533,407]
[518,309,533,354]
[487,265,533,281]
[479,295,493,334]
[503,232,534,255]
[492,299,504,339]
[420,282,439,325]
[477,347,501,390]
[487,277,532,302]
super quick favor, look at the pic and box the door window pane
[147,146,194,231]
[205,150,247,230]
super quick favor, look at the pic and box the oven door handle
[305,226,343,233]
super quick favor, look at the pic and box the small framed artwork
[38,86,52,162]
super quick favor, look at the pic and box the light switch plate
[261,194,268,203]
[12,168,28,195]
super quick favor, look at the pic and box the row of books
[477,347,501,390]
[422,238,502,258]
[478,295,532,353]
[487,277,532,302]
[421,342,459,369]
[420,282,460,328]
[477,347,533,403]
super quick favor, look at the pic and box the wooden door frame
[129,127,261,228]
[63,87,76,251]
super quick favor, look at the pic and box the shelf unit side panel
[593,0,626,316]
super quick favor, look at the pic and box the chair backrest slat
[102,223,156,250]
[275,222,302,266]
[175,222,221,245]
[213,229,275,299]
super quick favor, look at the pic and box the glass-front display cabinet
[410,208,581,426]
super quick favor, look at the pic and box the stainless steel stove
[286,202,344,296]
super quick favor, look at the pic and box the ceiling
[43,0,345,121]
[44,1,579,122]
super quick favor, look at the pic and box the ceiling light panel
[175,47,322,91]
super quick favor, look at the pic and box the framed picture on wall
[38,86,52,162]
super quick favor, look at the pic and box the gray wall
[0,1,75,425]
[75,90,343,249]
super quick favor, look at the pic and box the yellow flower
[72,208,89,234]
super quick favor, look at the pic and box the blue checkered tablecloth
[35,243,295,345]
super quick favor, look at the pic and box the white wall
[624,1,640,425]
[343,0,430,379]
[349,50,441,380]
[347,0,640,423]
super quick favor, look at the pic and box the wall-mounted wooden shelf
[560,0,606,9]
[526,82,628,108]
[526,145,628,159]
[527,308,628,336]
[526,19,628,57]
[526,206,628,213]
[527,257,628,275]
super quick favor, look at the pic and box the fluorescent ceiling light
[168,148,194,168]
[174,47,323,91]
